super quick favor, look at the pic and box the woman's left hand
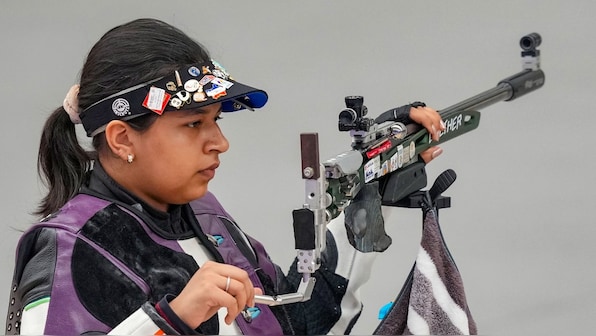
[409,105,445,163]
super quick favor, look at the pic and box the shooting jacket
[6,164,377,335]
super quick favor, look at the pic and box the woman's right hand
[169,261,262,328]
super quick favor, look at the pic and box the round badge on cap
[188,66,201,77]
[184,79,200,92]
[112,98,130,116]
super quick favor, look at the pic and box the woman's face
[126,102,229,210]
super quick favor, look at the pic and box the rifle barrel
[440,84,511,116]
[440,68,545,116]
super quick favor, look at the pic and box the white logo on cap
[112,98,130,116]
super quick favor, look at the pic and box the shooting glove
[344,181,392,252]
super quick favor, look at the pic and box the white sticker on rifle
[381,160,389,176]
[397,145,404,168]
[403,145,411,164]
[364,156,380,183]
[390,152,398,172]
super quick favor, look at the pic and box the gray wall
[1,1,595,334]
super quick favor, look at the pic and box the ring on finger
[225,276,231,293]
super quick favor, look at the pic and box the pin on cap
[184,79,200,92]
[142,86,171,114]
[188,66,201,77]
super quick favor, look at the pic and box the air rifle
[254,33,545,306]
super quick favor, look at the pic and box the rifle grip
[380,161,427,204]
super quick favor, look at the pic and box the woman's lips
[200,169,215,179]
[199,163,219,179]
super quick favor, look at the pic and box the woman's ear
[104,120,135,162]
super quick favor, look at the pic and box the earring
[127,154,134,164]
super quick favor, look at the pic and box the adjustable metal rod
[253,267,316,306]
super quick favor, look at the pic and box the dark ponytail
[36,107,93,218]
[35,18,211,218]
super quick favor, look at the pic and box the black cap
[79,60,268,136]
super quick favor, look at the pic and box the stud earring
[127,154,134,164]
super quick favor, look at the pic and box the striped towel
[374,208,477,335]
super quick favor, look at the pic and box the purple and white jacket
[6,189,378,335]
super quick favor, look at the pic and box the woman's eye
[187,115,221,128]
[187,121,201,128]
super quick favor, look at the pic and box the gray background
[1,1,595,334]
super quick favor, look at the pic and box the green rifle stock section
[325,109,481,219]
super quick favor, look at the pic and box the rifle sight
[520,33,541,51]
[338,95,374,132]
